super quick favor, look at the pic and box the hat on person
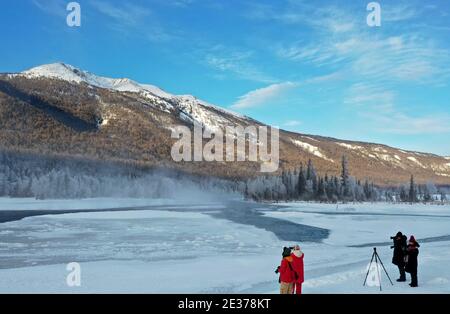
[408,235,419,247]
[282,247,292,257]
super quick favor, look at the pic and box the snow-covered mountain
[1,63,450,185]
[23,63,173,98]
[20,63,250,132]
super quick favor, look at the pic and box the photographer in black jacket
[391,231,407,282]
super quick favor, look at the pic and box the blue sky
[1,0,450,155]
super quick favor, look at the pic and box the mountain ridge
[18,63,445,158]
[1,63,449,186]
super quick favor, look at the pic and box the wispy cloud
[383,4,419,22]
[303,71,344,84]
[246,3,356,35]
[279,31,450,83]
[90,1,172,42]
[344,83,396,111]
[167,0,195,8]
[204,48,277,83]
[259,1,450,85]
[230,71,341,110]
[231,82,296,109]
[366,112,450,135]
[283,120,302,127]
[91,1,151,26]
[345,82,450,135]
[243,1,450,142]
[32,0,66,17]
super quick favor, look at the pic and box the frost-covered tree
[0,150,239,200]
[306,159,315,181]
[298,165,306,197]
[441,191,447,203]
[316,177,327,202]
[399,185,408,202]
[423,185,432,203]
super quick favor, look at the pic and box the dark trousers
[398,265,406,280]
[410,271,418,286]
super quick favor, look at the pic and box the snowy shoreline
[0,197,208,211]
[1,197,448,212]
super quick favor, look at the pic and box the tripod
[363,247,393,291]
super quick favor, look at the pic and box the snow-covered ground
[0,199,449,293]
[265,202,450,293]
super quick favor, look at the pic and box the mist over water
[0,151,242,203]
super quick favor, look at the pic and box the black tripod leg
[374,254,382,291]
[363,252,375,286]
[376,251,394,286]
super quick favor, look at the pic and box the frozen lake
[0,198,449,293]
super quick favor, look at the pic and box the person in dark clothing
[391,231,407,282]
[405,235,420,287]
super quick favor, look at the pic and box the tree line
[0,150,448,203]
[244,156,449,204]
[394,174,447,203]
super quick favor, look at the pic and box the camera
[389,235,397,248]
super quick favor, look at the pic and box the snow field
[0,200,449,293]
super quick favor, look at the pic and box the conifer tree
[298,165,306,198]
[341,155,351,200]
[408,175,417,203]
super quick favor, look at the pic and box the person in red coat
[277,247,295,294]
[405,235,420,287]
[291,245,304,294]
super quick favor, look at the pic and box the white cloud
[32,0,66,17]
[344,83,396,111]
[383,4,419,22]
[230,72,340,110]
[91,1,151,26]
[90,1,172,42]
[283,120,302,127]
[303,71,343,84]
[246,3,355,34]
[231,82,296,109]
[166,0,195,8]
[366,112,450,135]
[345,82,450,135]
[278,31,450,84]
[243,1,450,143]
[269,2,450,85]
[205,49,277,83]
[328,21,354,33]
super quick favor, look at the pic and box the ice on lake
[0,198,449,293]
